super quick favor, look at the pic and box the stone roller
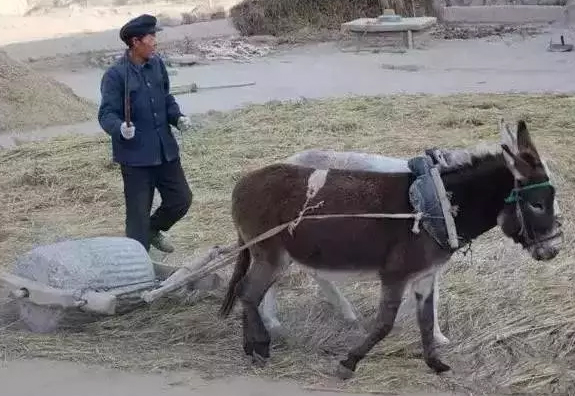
[0,236,223,333]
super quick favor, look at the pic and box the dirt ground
[1,359,463,396]
[0,3,573,396]
[2,26,575,148]
[0,7,574,149]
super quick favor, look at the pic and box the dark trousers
[120,158,192,251]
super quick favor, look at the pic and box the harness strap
[234,211,425,263]
[430,167,459,250]
[504,180,552,204]
[141,211,426,302]
[505,179,559,247]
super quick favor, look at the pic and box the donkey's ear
[501,143,531,180]
[499,118,518,154]
[516,120,541,160]
[500,118,522,178]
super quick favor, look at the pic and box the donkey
[258,149,561,343]
[220,119,563,378]
[259,147,562,346]
[258,149,451,346]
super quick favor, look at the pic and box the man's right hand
[120,122,135,140]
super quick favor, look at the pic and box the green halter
[504,181,553,204]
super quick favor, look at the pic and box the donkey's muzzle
[529,225,563,261]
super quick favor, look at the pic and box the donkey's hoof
[243,343,254,356]
[252,352,268,368]
[425,357,451,374]
[244,353,268,369]
[335,363,355,380]
[254,341,270,359]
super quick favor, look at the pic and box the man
[98,14,193,254]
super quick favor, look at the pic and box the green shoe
[150,230,175,253]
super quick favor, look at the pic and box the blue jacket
[98,53,184,167]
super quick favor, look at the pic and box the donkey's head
[497,118,563,261]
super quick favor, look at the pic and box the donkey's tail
[219,235,251,318]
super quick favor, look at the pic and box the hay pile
[229,0,438,36]
[0,51,96,132]
[228,0,381,36]
[1,93,575,395]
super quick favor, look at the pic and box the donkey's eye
[529,202,545,212]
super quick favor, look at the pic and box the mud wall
[440,4,566,23]
[445,0,565,5]
[0,1,234,16]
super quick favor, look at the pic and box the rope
[288,198,324,235]
[142,210,428,302]
[185,211,424,277]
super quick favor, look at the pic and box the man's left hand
[177,116,193,132]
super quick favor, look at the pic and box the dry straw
[0,93,574,395]
[0,51,96,133]
[229,0,437,37]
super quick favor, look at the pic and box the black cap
[119,14,163,45]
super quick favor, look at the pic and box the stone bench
[341,17,438,50]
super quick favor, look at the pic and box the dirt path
[0,359,459,396]
[49,31,575,113]
[1,24,575,149]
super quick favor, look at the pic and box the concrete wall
[445,0,564,5]
[0,1,237,16]
[0,1,177,15]
[0,0,30,15]
[440,5,565,23]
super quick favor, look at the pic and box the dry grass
[229,0,417,37]
[1,93,575,395]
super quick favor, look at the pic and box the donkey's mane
[438,142,503,174]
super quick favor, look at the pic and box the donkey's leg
[237,248,289,364]
[259,257,298,339]
[413,272,451,373]
[258,284,284,339]
[336,279,406,379]
[432,271,450,345]
[308,269,359,324]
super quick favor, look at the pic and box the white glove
[177,116,192,132]
[120,122,135,140]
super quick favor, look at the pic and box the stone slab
[165,54,202,67]
[342,17,437,33]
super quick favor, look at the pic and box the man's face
[132,33,157,60]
